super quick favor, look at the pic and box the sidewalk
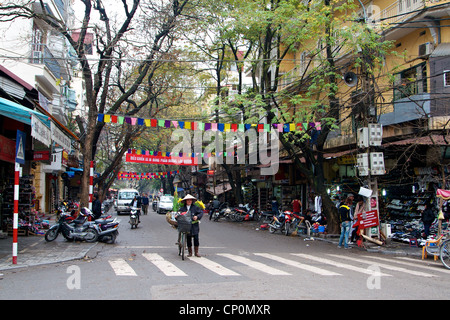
[0,231,98,271]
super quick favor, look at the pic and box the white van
[115,188,139,215]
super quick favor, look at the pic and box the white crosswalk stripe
[291,253,392,277]
[188,256,240,276]
[375,256,450,275]
[217,253,291,275]
[255,253,341,276]
[328,254,437,278]
[142,253,187,276]
[106,252,443,279]
[108,258,137,276]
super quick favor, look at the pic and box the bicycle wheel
[179,232,186,260]
[440,239,450,269]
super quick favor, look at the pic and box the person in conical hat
[179,194,203,257]
[180,194,197,203]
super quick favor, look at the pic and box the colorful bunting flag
[96,113,321,133]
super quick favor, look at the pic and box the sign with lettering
[126,153,198,166]
[31,114,51,147]
[0,135,16,163]
[354,209,379,229]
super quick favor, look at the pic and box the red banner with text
[125,153,198,166]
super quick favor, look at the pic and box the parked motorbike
[45,207,98,242]
[284,211,303,236]
[91,217,119,243]
[83,207,120,243]
[233,203,258,221]
[268,210,291,234]
[129,206,140,229]
[211,203,230,222]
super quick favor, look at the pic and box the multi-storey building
[0,0,79,220]
[277,0,450,228]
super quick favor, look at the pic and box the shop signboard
[0,134,16,163]
[51,122,72,151]
[33,150,50,161]
[31,114,51,147]
[355,209,379,229]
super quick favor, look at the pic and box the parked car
[115,188,139,215]
[157,195,174,214]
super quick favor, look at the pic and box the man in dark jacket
[422,201,435,238]
[178,194,203,257]
[92,193,102,220]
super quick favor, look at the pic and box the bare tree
[0,0,191,204]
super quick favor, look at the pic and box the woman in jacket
[178,194,203,257]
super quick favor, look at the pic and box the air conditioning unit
[418,42,433,57]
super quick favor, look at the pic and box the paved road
[0,207,448,302]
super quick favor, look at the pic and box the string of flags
[97,113,321,132]
[117,170,180,180]
[127,149,234,158]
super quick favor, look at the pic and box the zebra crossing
[107,251,446,279]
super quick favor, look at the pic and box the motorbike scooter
[82,208,120,243]
[129,206,140,229]
[268,210,291,234]
[45,208,98,242]
[212,203,231,221]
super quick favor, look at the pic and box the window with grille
[393,62,427,100]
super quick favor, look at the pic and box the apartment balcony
[31,43,61,79]
[370,0,424,26]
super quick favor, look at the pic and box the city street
[0,207,449,303]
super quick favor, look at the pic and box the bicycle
[177,230,188,260]
[175,213,191,260]
[439,231,450,269]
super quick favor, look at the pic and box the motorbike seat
[95,218,115,224]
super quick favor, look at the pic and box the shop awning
[206,183,232,195]
[0,97,50,127]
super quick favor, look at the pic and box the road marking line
[328,254,437,278]
[291,253,391,276]
[255,253,341,276]
[108,258,137,276]
[188,257,240,276]
[371,256,450,275]
[217,253,291,275]
[142,253,187,276]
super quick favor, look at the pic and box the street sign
[15,130,26,164]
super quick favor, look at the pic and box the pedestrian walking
[141,193,149,215]
[179,194,203,257]
[338,197,353,249]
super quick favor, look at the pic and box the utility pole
[354,8,385,242]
